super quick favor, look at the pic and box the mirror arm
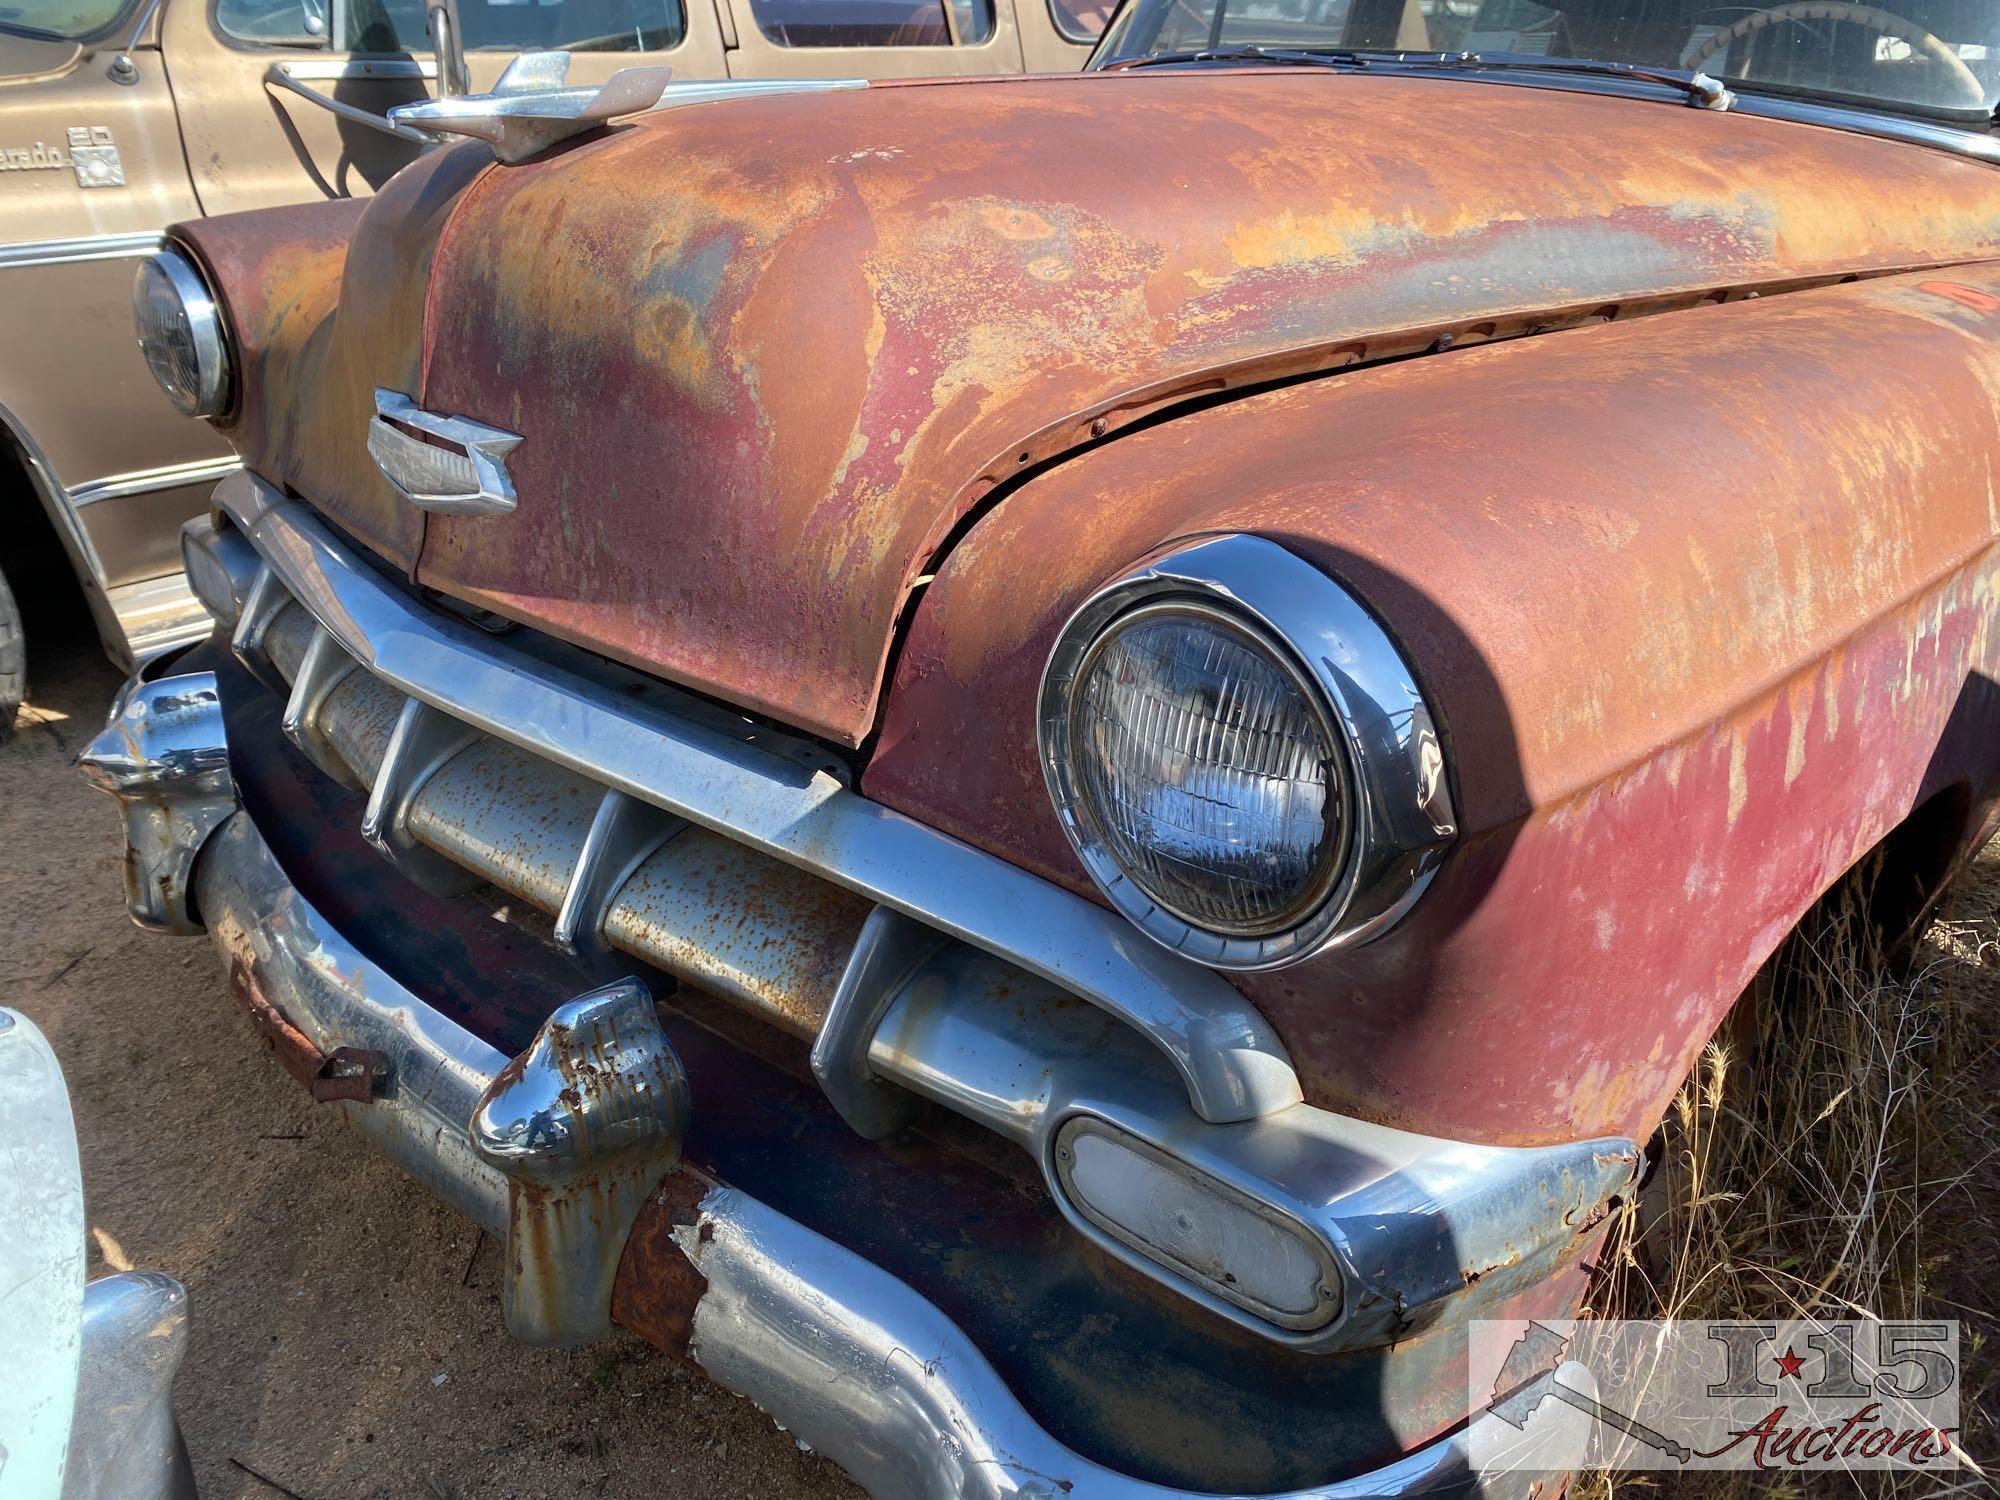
[426,0,472,98]
[263,63,441,143]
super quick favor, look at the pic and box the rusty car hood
[221,70,2000,745]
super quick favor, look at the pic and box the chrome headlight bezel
[1038,534,1457,971]
[133,248,231,420]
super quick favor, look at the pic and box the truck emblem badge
[368,389,522,517]
[0,126,119,187]
[67,126,123,189]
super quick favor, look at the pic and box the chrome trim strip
[70,457,241,508]
[0,231,161,271]
[184,806,1587,1497]
[1729,89,2000,163]
[212,471,1304,1125]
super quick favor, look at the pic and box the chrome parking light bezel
[1039,534,1458,971]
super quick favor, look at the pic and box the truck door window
[1047,0,1112,41]
[218,0,684,49]
[745,0,994,45]
[0,0,135,39]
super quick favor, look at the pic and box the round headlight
[1065,603,1346,937]
[133,249,230,419]
[1040,536,1457,970]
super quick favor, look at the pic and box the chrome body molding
[368,388,523,515]
[863,938,1638,1348]
[1040,535,1458,971]
[0,230,162,271]
[70,456,242,509]
[76,671,237,935]
[64,1272,197,1500]
[209,470,1304,1126]
[178,807,1587,1497]
[104,573,214,666]
[470,979,690,1347]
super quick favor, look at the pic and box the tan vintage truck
[0,0,1102,737]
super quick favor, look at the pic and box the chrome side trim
[185,808,1587,1498]
[212,471,1304,1126]
[0,231,161,271]
[70,456,241,508]
[103,573,213,666]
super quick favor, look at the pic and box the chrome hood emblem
[368,389,522,517]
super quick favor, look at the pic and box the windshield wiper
[1102,45,1735,110]
[1100,45,1377,70]
[1424,51,1735,109]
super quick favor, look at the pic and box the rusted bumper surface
[185,794,1590,1498]
[80,631,1611,1493]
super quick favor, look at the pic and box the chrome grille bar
[210,473,1304,1122]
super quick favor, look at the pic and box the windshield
[0,0,134,39]
[1090,0,2000,118]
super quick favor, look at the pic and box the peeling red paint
[867,265,2000,1147]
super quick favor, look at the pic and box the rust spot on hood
[203,69,2000,746]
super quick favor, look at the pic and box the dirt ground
[2,595,857,1500]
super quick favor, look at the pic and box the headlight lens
[1053,602,1348,946]
[133,249,230,419]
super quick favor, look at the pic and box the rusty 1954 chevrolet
[79,0,2000,1490]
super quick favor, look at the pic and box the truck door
[161,0,727,215]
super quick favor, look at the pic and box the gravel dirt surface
[1,590,856,1500]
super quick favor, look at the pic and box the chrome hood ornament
[389,51,672,164]
[389,50,868,165]
[368,389,522,517]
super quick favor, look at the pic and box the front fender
[865,264,2000,1147]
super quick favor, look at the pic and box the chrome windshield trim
[69,456,241,508]
[212,472,1304,1125]
[0,230,161,270]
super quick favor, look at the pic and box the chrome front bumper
[183,803,1587,1499]
[76,478,1634,1495]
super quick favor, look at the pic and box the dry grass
[1577,837,2000,1498]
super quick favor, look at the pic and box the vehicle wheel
[0,563,21,743]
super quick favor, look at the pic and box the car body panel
[867,264,2000,1145]
[367,70,2000,745]
[0,0,1093,668]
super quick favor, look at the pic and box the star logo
[1773,1346,1807,1380]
